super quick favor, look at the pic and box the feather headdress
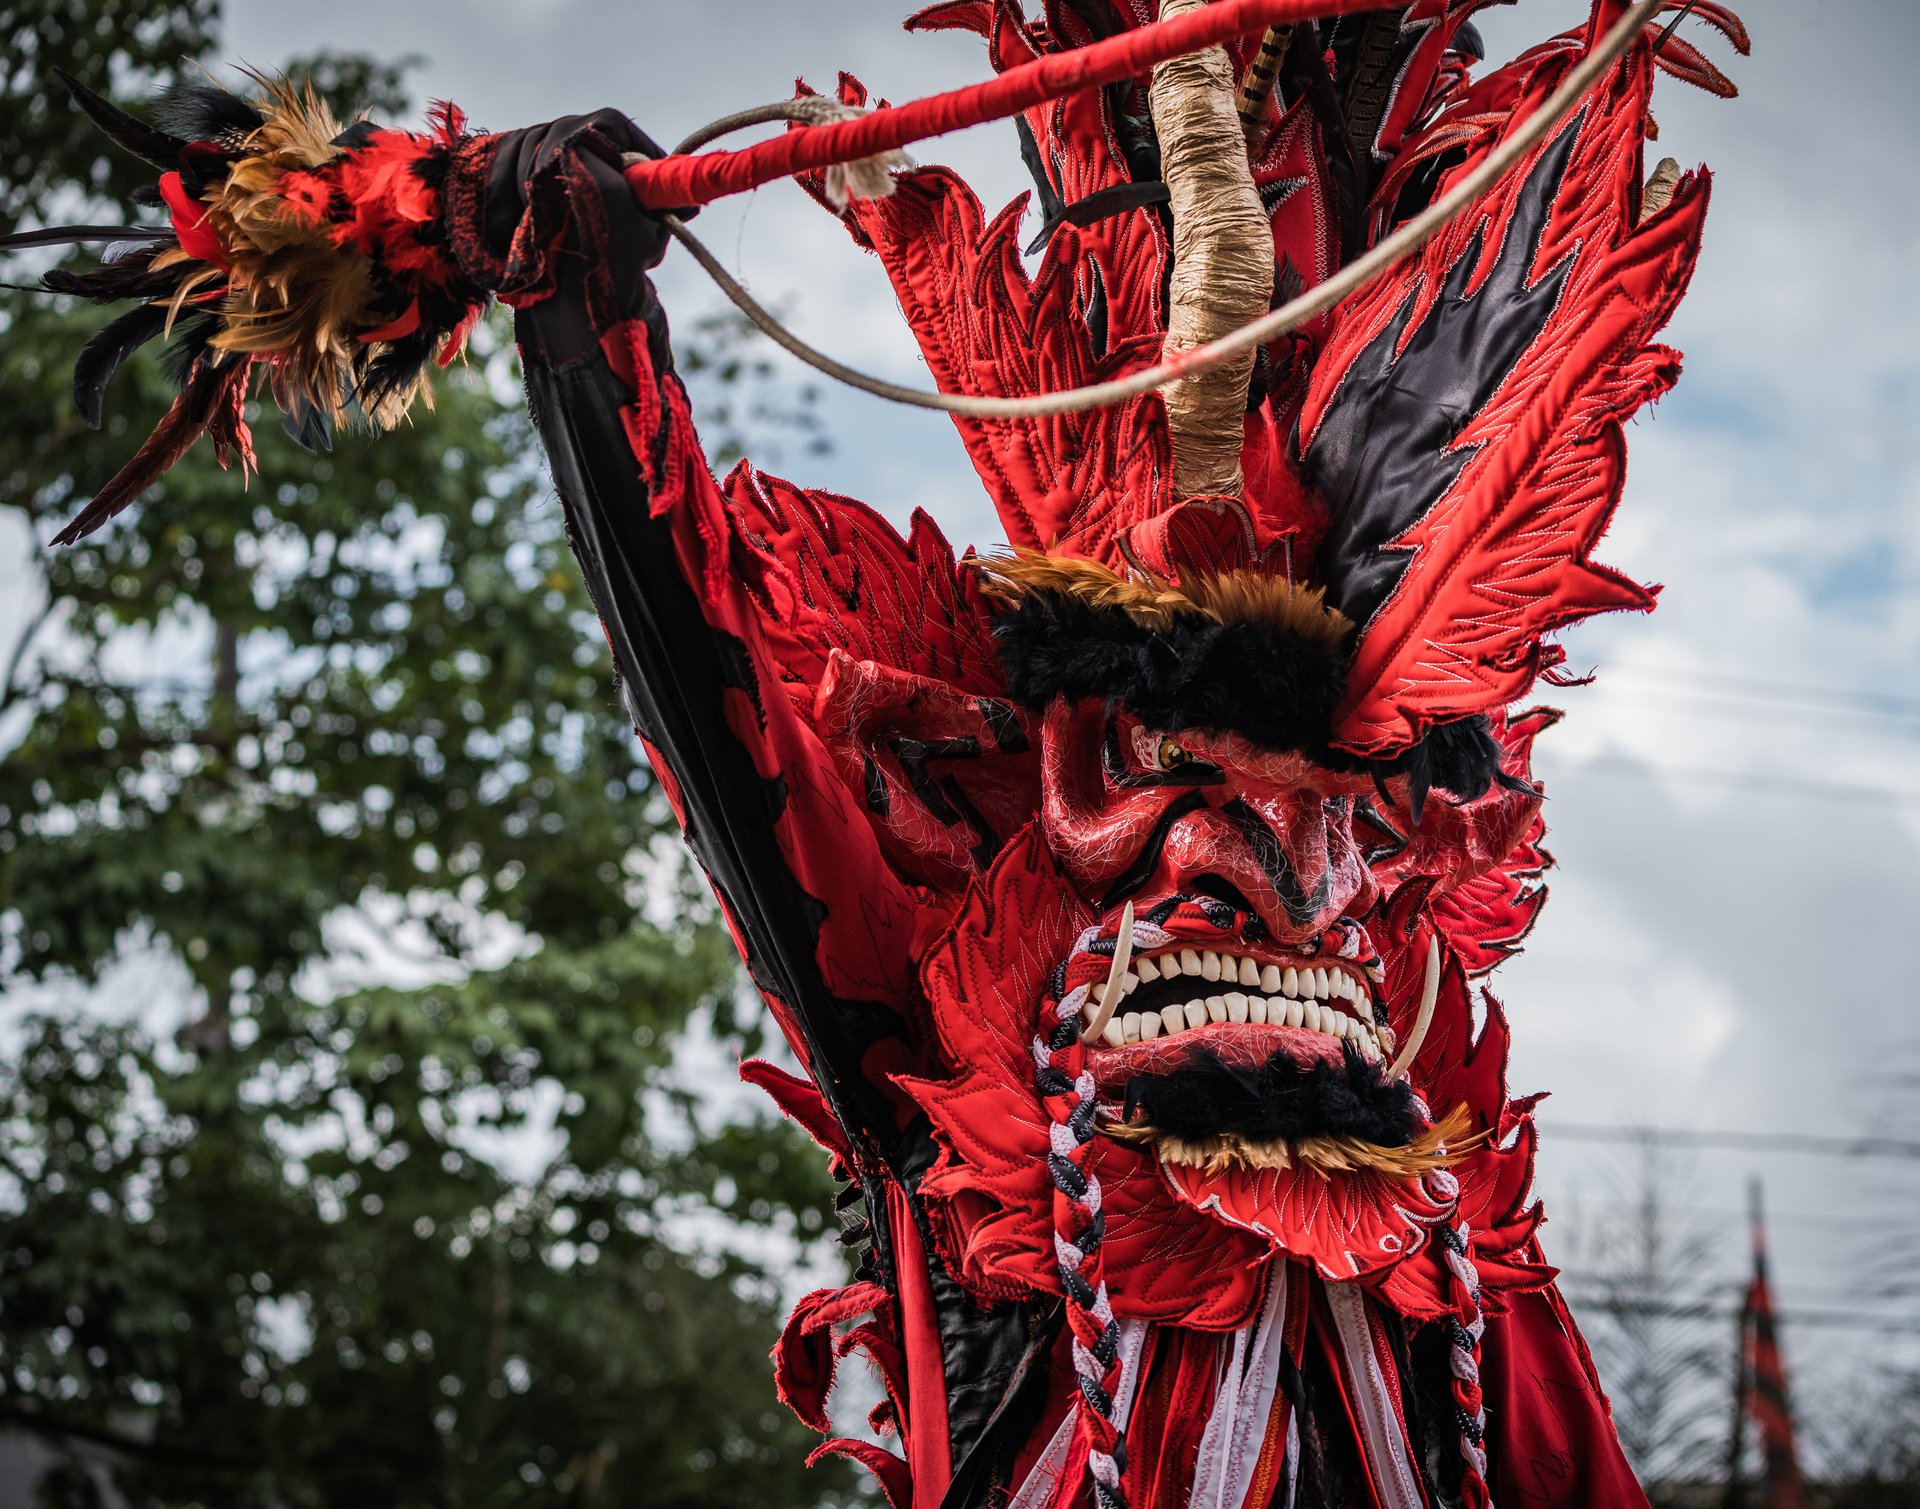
[9,71,488,544]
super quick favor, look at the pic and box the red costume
[24,2,1747,1502]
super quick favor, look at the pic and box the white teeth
[1093,945,1384,1049]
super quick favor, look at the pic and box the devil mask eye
[1156,737,1193,771]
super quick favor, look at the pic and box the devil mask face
[880,559,1546,1328]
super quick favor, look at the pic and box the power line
[1544,1197,1894,1232]
[1555,1292,1920,1335]
[1598,663,1920,723]
[1606,683,1920,741]
[1539,1121,1920,1161]
[1559,1272,1920,1307]
[1562,757,1920,812]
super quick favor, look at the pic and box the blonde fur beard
[1103,1103,1479,1180]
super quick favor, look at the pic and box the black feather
[73,303,171,428]
[281,399,334,454]
[153,81,263,145]
[355,326,438,414]
[43,245,186,304]
[0,224,170,252]
[54,69,189,169]
[160,312,220,390]
[1122,1043,1422,1146]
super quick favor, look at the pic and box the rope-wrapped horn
[1148,0,1274,500]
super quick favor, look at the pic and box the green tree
[0,3,845,1503]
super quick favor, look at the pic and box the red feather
[1301,29,1708,756]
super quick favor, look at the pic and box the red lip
[1088,1022,1348,1094]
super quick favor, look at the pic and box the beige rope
[1150,0,1273,498]
[659,0,1667,423]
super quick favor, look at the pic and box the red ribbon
[626,0,1385,211]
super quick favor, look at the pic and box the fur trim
[1104,1103,1475,1179]
[1119,1043,1423,1147]
[991,587,1350,753]
[976,549,1352,643]
[984,557,1522,803]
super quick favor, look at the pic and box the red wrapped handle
[625,0,1383,211]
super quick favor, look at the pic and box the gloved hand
[445,109,683,362]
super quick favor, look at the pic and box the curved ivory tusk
[1386,934,1441,1082]
[1080,900,1135,1046]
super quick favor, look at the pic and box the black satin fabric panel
[1305,116,1583,630]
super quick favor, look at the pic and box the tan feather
[160,72,441,427]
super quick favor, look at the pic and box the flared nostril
[1188,873,1257,919]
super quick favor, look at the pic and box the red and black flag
[1725,1178,1802,1509]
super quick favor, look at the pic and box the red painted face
[901,693,1546,1323]
[1039,698,1538,1078]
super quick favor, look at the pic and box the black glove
[446,109,681,363]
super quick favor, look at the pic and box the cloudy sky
[119,0,1920,1421]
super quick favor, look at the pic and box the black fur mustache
[1121,1045,1421,1146]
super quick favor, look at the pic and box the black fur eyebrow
[991,588,1513,804]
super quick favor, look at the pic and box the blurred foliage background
[0,2,849,1503]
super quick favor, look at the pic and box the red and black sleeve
[444,113,915,1163]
